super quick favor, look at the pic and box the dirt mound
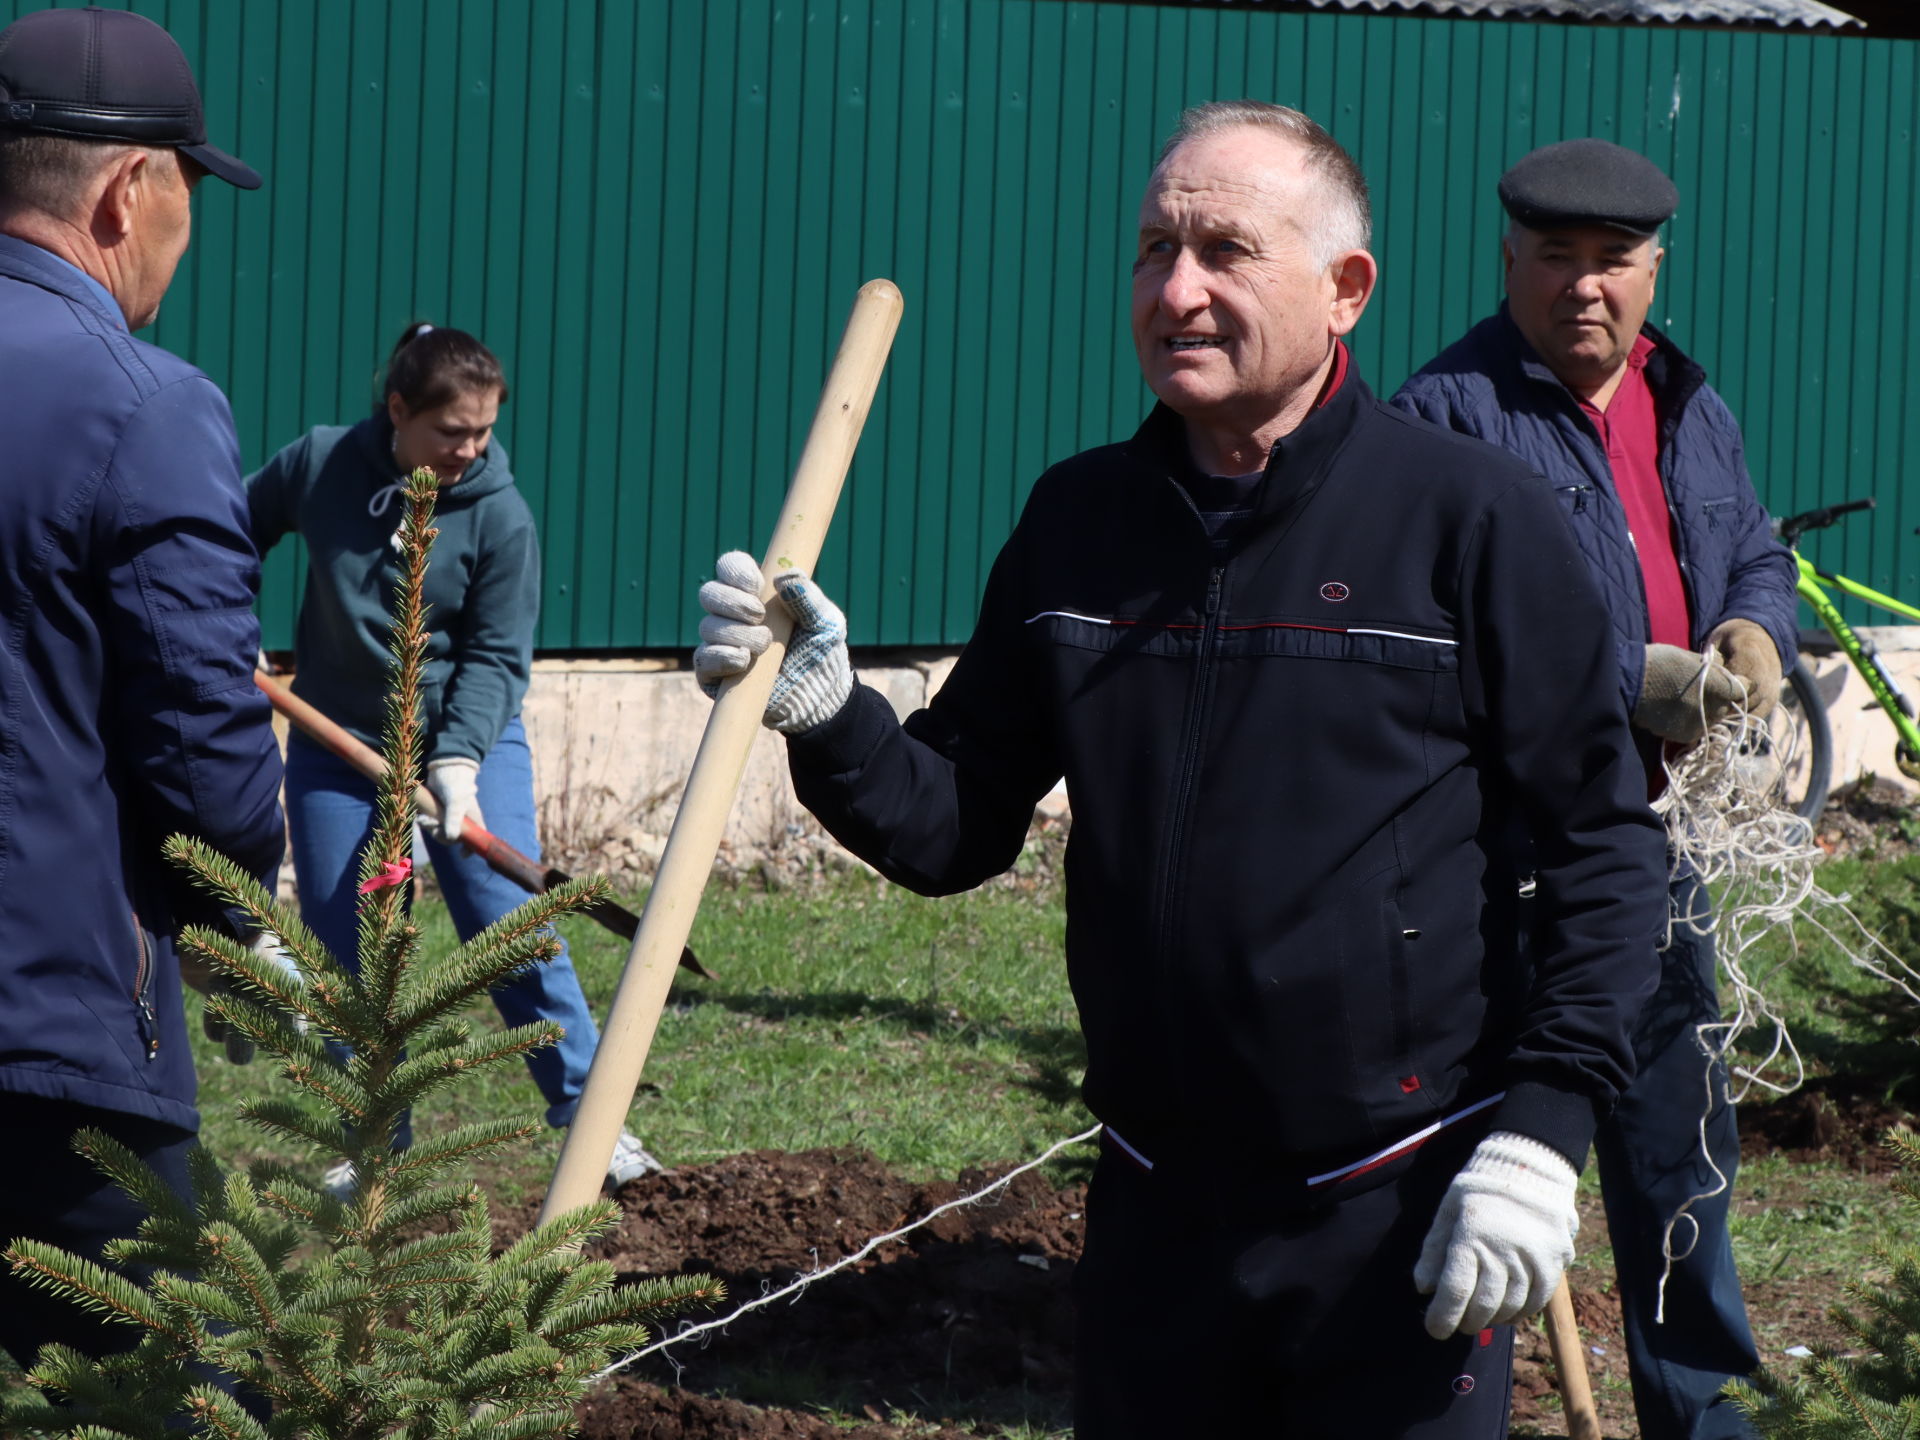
[1738,1073,1917,1173]
[494,1149,1084,1438]
[1811,774,1920,861]
[532,1094,1891,1440]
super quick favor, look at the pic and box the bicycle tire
[1782,657,1833,822]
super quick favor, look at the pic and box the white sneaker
[605,1130,666,1189]
[320,1158,356,1202]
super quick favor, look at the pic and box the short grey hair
[1153,100,1372,269]
[0,131,142,221]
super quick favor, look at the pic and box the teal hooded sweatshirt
[247,415,539,765]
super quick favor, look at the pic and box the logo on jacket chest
[1319,581,1351,603]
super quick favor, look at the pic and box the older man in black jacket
[696,103,1667,1438]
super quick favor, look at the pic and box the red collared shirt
[1577,335,1690,649]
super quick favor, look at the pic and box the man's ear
[1327,249,1378,338]
[92,148,149,244]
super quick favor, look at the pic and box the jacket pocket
[1700,496,1736,532]
[1347,892,1419,1098]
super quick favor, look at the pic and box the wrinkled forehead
[1138,130,1310,229]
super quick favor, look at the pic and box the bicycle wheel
[1765,658,1833,822]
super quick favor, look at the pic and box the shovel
[253,668,709,978]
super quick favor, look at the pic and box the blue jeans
[1594,872,1759,1440]
[284,718,601,1138]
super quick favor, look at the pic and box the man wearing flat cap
[0,4,283,1377]
[1395,137,1797,1440]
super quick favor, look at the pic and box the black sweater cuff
[1491,1081,1599,1175]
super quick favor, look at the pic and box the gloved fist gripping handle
[692,551,852,736]
[693,550,772,694]
[1414,1132,1579,1340]
[424,756,483,844]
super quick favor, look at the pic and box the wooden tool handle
[1544,1279,1603,1440]
[254,668,544,892]
[539,278,904,1221]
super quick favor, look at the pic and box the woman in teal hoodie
[248,324,658,1195]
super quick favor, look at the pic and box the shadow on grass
[682,984,1090,1111]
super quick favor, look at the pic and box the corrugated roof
[1259,0,1864,26]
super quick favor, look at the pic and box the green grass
[193,871,1093,1202]
[57,855,1920,1436]
[1729,852,1920,1097]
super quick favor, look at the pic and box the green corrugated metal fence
[6,1,1916,646]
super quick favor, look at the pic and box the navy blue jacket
[788,372,1667,1191]
[0,236,285,1132]
[1392,307,1798,714]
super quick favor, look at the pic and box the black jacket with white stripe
[788,370,1666,1197]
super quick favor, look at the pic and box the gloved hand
[424,756,483,844]
[1414,1131,1579,1339]
[693,551,852,736]
[1633,643,1747,743]
[1707,617,1783,722]
[200,932,299,1064]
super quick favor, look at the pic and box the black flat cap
[1498,138,1676,237]
[0,6,260,189]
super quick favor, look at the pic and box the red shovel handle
[256,669,548,890]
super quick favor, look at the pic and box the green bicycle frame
[1796,552,1920,770]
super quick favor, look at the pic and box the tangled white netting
[1650,672,1920,1320]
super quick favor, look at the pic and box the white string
[589,1123,1103,1386]
[1647,664,1920,1321]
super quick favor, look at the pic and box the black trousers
[1073,1133,1513,1439]
[0,1094,199,1372]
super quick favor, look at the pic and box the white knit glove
[424,756,483,843]
[693,551,772,693]
[692,550,852,736]
[1414,1131,1579,1339]
[1633,642,1747,743]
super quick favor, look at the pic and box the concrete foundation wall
[515,639,1920,871]
[517,656,958,875]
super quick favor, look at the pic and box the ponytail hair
[380,322,509,416]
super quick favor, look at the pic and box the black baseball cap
[0,6,260,189]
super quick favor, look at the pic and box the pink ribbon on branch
[358,859,413,895]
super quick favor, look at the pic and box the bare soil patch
[488,1077,1907,1440]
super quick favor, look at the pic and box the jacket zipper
[130,910,158,1059]
[1154,563,1226,975]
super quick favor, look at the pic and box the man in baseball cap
[0,3,259,188]
[0,2,284,1400]
[1395,138,1795,1440]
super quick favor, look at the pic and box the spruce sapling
[1,468,718,1439]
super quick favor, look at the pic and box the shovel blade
[544,868,713,979]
